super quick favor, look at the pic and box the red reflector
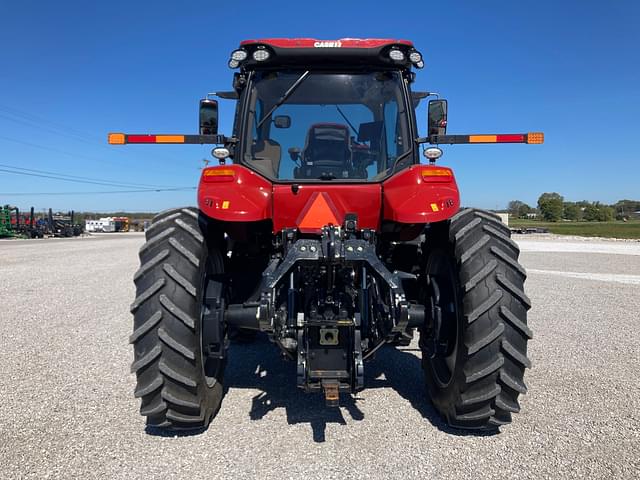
[127,135,156,143]
[496,134,525,143]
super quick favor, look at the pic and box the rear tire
[421,208,532,430]
[130,207,225,430]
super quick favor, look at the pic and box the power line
[0,134,114,163]
[0,168,194,190]
[0,112,99,146]
[0,104,103,142]
[0,187,196,196]
[0,133,199,179]
[0,163,176,188]
[0,102,196,165]
[0,131,202,178]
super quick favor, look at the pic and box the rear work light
[252,49,271,61]
[212,147,230,161]
[423,147,443,161]
[389,49,405,61]
[231,49,248,61]
[409,51,422,63]
[409,50,424,68]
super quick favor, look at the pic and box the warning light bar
[429,132,544,145]
[108,133,227,145]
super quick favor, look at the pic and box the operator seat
[297,123,351,179]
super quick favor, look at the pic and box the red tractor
[110,38,542,431]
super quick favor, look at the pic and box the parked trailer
[85,218,116,233]
[85,217,116,233]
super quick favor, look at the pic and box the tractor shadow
[225,334,496,442]
[224,334,361,443]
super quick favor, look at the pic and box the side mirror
[199,99,218,135]
[428,99,448,137]
[274,115,291,129]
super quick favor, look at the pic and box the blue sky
[0,0,638,212]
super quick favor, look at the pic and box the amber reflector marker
[202,168,236,182]
[526,132,544,144]
[156,135,185,143]
[203,169,235,177]
[108,133,125,145]
[422,167,453,182]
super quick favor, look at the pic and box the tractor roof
[240,38,413,49]
[229,38,423,71]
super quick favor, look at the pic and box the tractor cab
[238,67,417,182]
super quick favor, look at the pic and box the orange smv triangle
[298,192,340,230]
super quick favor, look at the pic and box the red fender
[198,165,272,222]
[382,165,460,224]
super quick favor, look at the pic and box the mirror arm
[108,133,237,145]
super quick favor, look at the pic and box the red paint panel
[127,135,156,143]
[198,165,272,222]
[496,134,525,143]
[383,166,460,224]
[273,184,381,233]
[240,38,413,49]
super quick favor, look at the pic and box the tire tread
[423,208,531,431]
[130,207,224,431]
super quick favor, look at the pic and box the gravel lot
[1,233,639,479]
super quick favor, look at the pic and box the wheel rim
[426,249,460,388]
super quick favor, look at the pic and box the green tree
[517,203,532,218]
[598,206,614,221]
[583,203,599,221]
[583,202,615,222]
[563,202,580,221]
[538,192,564,222]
